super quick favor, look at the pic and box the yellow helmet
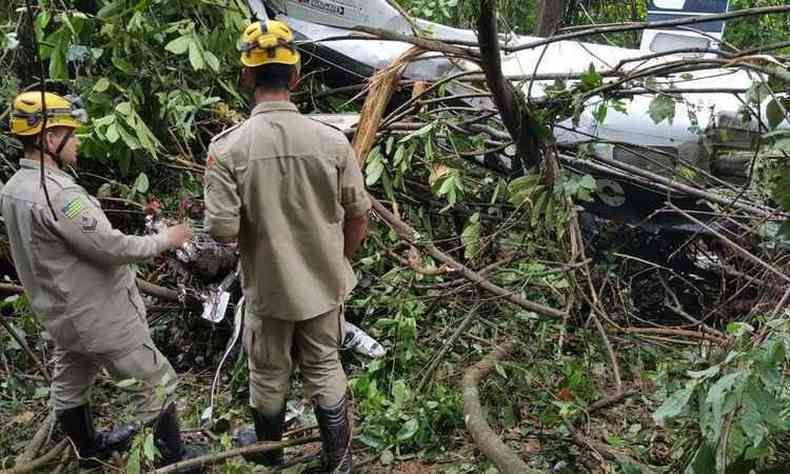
[10,92,88,136]
[239,20,300,67]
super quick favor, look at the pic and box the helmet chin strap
[35,129,72,222]
[36,129,72,165]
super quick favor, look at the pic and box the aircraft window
[652,0,686,9]
[650,33,710,55]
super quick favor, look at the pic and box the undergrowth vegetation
[1,1,790,473]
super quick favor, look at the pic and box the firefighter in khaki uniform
[2,92,202,472]
[204,20,369,473]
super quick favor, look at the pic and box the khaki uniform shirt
[204,101,370,321]
[0,160,169,356]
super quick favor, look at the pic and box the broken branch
[462,342,530,473]
[150,436,320,473]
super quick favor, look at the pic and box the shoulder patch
[62,197,84,220]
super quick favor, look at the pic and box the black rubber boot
[154,404,206,474]
[236,407,286,466]
[57,404,136,466]
[305,397,352,474]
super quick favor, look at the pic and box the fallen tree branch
[478,0,542,172]
[350,26,478,58]
[2,439,68,474]
[150,436,320,473]
[560,152,776,218]
[372,198,567,319]
[15,412,54,466]
[348,39,566,320]
[0,283,24,295]
[135,279,201,307]
[0,279,200,308]
[508,5,790,53]
[353,46,424,162]
[462,342,530,474]
[624,327,728,345]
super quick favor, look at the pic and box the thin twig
[150,436,320,473]
[417,304,481,394]
[0,315,51,382]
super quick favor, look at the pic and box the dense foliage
[1,1,789,473]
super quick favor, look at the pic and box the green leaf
[49,43,68,80]
[766,99,786,130]
[580,63,603,90]
[648,94,676,125]
[460,212,481,262]
[741,391,768,448]
[593,102,608,124]
[530,191,548,228]
[771,171,790,212]
[204,51,220,72]
[165,36,190,55]
[494,362,507,380]
[115,102,132,115]
[143,433,159,460]
[33,387,50,399]
[112,55,133,73]
[106,124,120,143]
[133,173,150,194]
[97,183,113,199]
[706,371,745,438]
[117,378,139,388]
[744,441,770,461]
[433,175,450,196]
[687,365,720,380]
[653,384,695,425]
[399,122,434,143]
[92,77,110,93]
[118,125,141,150]
[126,447,141,474]
[392,379,411,406]
[690,443,716,474]
[771,138,790,154]
[188,39,205,70]
[357,433,384,449]
[396,418,419,442]
[365,150,384,187]
[726,322,753,337]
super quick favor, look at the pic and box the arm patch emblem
[78,214,98,233]
[62,198,84,220]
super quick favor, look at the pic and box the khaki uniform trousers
[245,306,347,416]
[51,340,178,424]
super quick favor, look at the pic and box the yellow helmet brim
[241,47,300,67]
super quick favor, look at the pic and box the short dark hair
[19,134,39,152]
[251,63,294,91]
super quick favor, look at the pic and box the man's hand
[162,223,193,249]
[343,213,368,258]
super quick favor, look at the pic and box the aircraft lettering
[298,0,345,16]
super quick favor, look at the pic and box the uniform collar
[19,159,75,182]
[250,101,298,116]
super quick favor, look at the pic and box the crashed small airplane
[245,0,787,230]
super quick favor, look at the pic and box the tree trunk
[535,0,567,37]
